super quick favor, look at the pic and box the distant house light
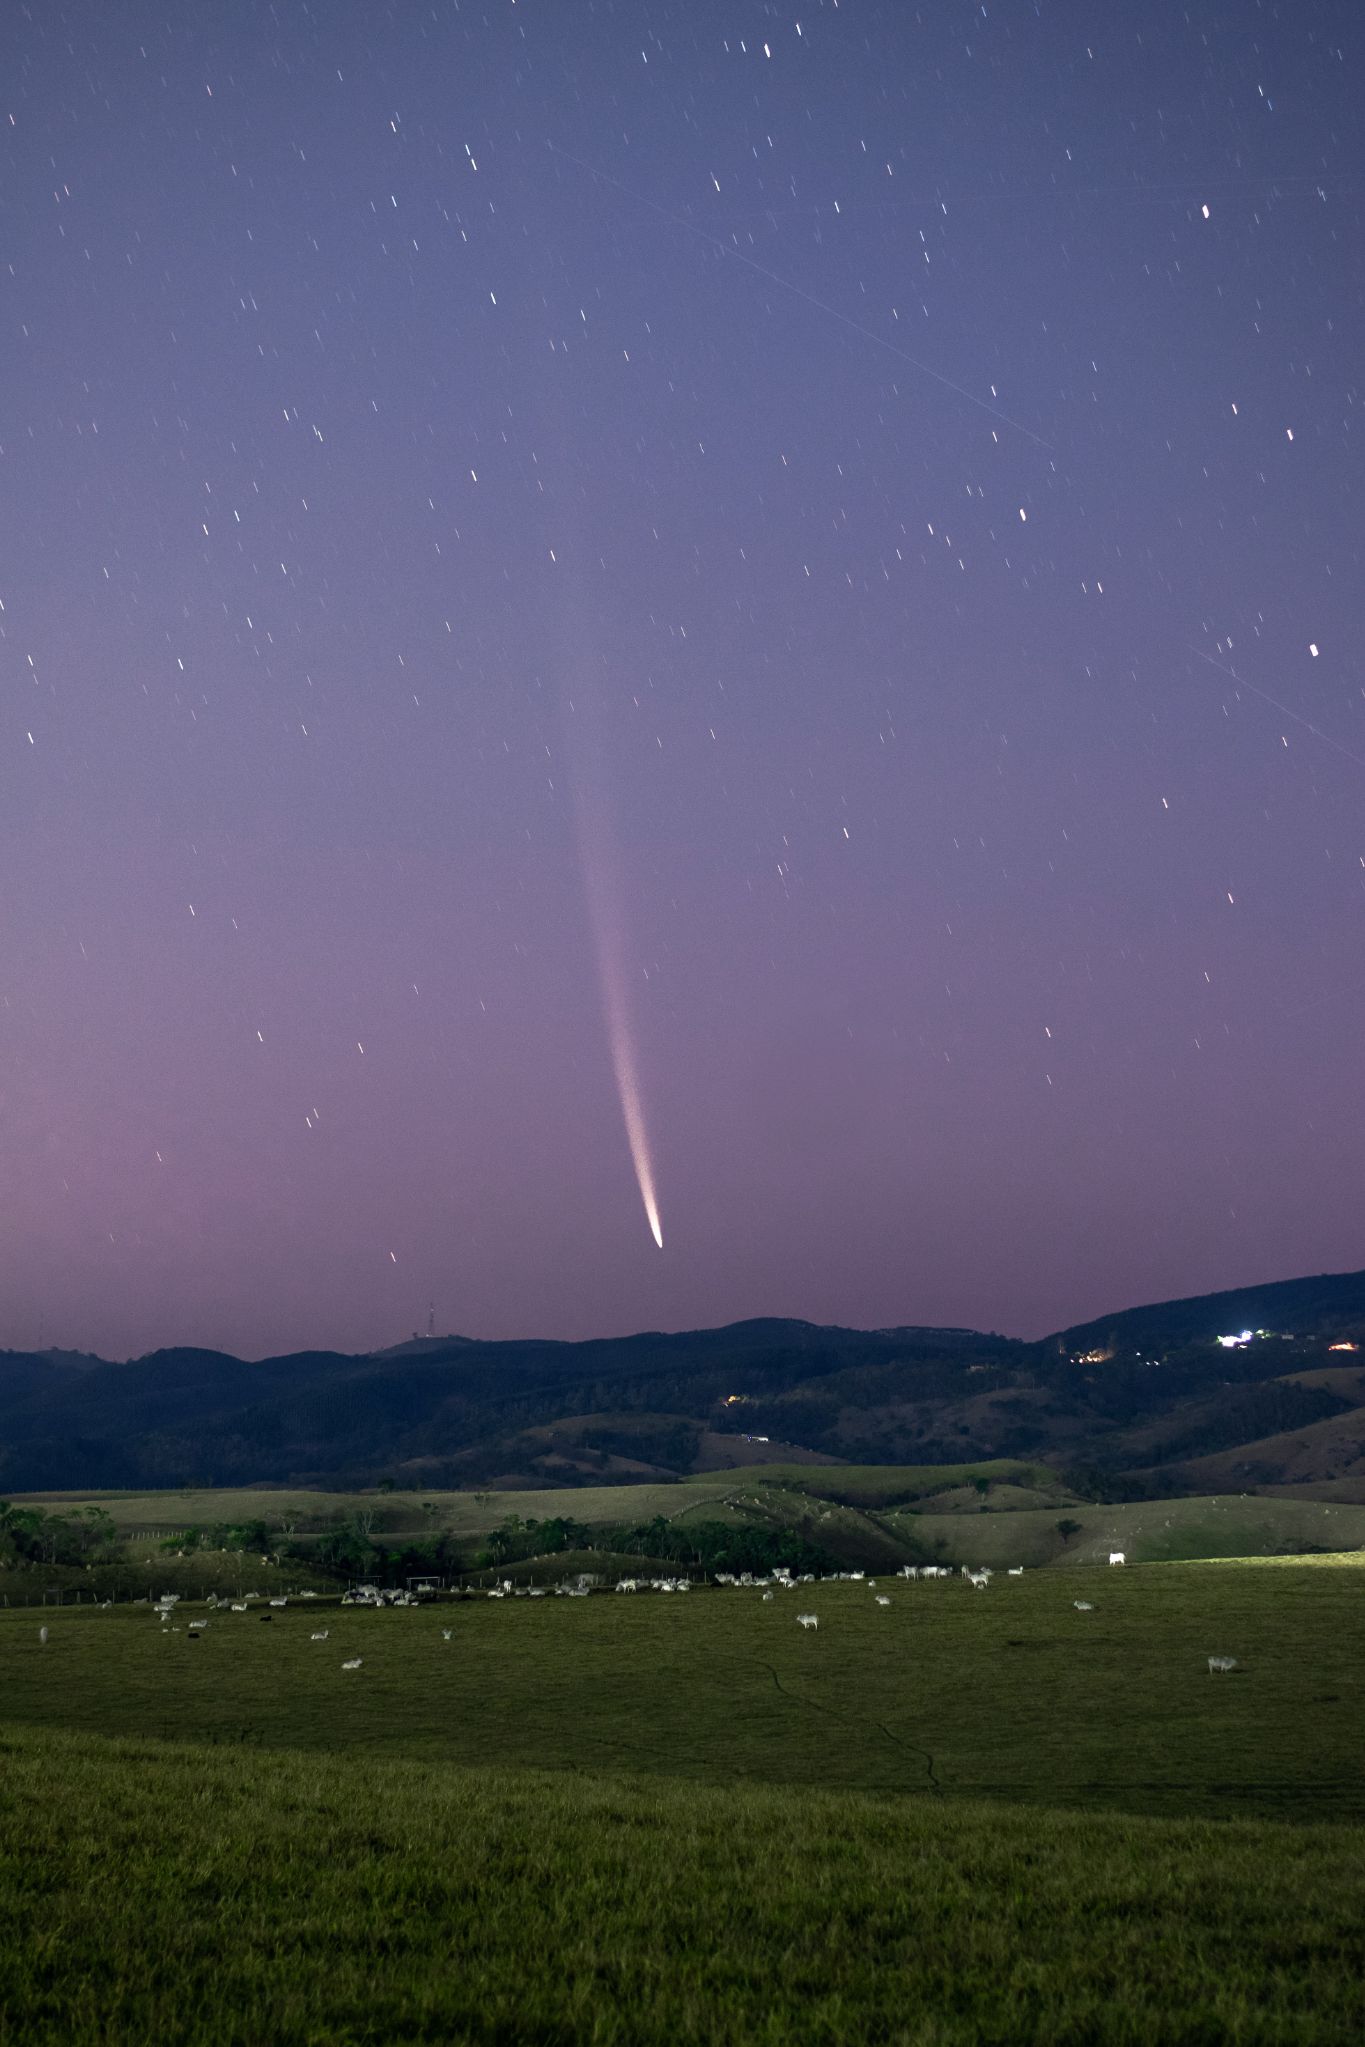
[1216,1330,1253,1348]
[1328,1342,1358,1353]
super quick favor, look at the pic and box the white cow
[1074,1601,1094,1612]
[311,1630,329,1641]
[341,1657,363,1670]
[1108,1552,1126,1567]
[1207,1655,1238,1676]
[1007,1567,1024,1576]
[875,1595,891,1607]
[38,1625,48,1646]
[797,1613,819,1631]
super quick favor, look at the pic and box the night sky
[4,2,1363,1361]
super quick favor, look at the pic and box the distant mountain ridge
[1051,1269,1365,1357]
[4,1268,1365,1496]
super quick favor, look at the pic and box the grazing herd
[29,1553,1249,1683]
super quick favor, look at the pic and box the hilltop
[2,1267,1365,1497]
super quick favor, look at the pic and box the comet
[595,926,664,1249]
[563,666,664,1250]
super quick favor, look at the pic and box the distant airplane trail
[548,141,1054,451]
[1186,645,1365,770]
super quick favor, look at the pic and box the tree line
[0,1501,118,1568]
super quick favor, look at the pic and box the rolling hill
[3,1267,1365,1497]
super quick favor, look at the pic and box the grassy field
[19,1466,1365,1556]
[4,1560,1362,1822]
[10,1461,1060,1527]
[4,1558,1364,2041]
[9,1476,748,1536]
[765,1460,1062,1506]
[3,1725,1363,2046]
[886,1494,1365,1570]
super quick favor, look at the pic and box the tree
[1056,1518,1082,1545]
[316,1526,372,1574]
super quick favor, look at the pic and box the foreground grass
[2,1725,1362,2046]
[3,1563,1362,1822]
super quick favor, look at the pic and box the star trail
[2,2,1362,1357]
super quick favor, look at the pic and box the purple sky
[4,2,1363,1360]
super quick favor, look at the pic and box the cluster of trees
[302,1527,468,1581]
[476,1515,592,1568]
[1147,1382,1350,1465]
[470,1512,835,1579]
[0,1500,118,1568]
[1060,1464,1158,1505]
[611,1516,833,1577]
[158,1505,460,1582]
[2,1495,826,1588]
[159,1519,276,1557]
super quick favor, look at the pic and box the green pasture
[886,1494,1365,1570]
[3,1726,1363,2047]
[4,1557,1364,2043]
[8,1476,746,1539]
[763,1460,1064,1506]
[3,1560,1362,1824]
[8,1472,1364,1614]
[7,1463,1069,1540]
[17,1467,1365,1571]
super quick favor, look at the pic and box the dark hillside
[1051,1269,1365,1359]
[4,1268,1365,1492]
